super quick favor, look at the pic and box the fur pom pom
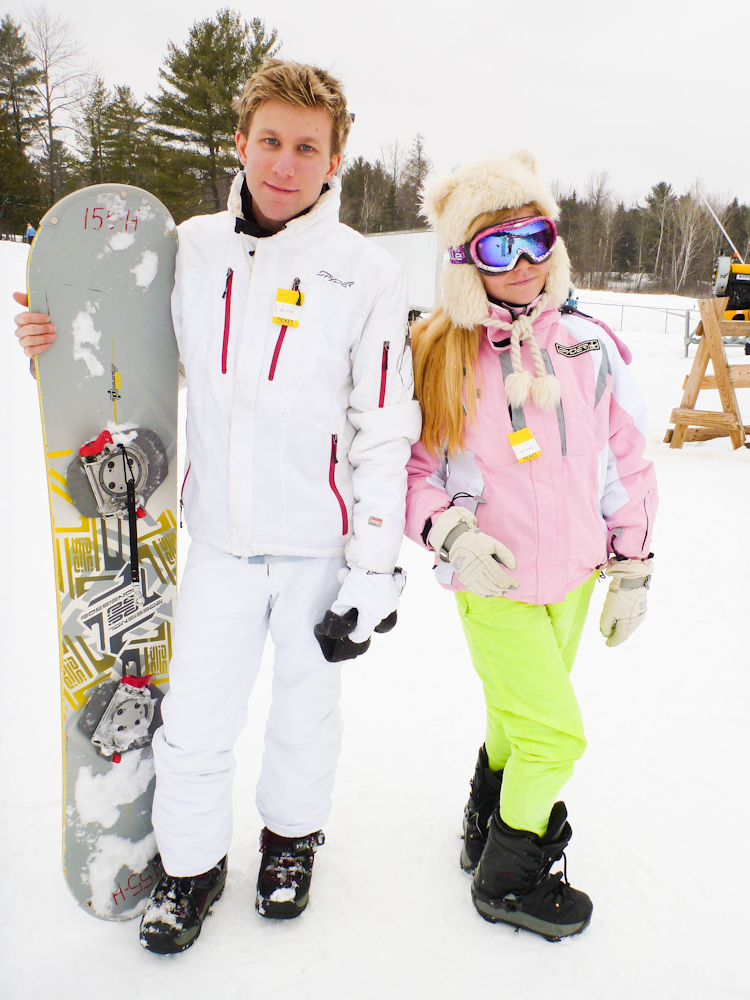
[504,370,534,408]
[531,374,561,411]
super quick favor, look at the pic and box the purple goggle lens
[449,217,557,273]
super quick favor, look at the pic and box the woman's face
[477,208,552,306]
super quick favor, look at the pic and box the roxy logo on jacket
[555,339,600,358]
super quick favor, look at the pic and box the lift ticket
[508,427,541,462]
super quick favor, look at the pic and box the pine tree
[0,15,40,150]
[399,133,432,229]
[75,75,109,184]
[150,9,279,214]
[340,155,390,233]
[376,180,404,232]
[0,107,42,231]
[104,85,157,187]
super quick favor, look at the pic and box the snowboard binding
[66,428,169,520]
[76,672,164,762]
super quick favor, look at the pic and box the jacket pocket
[221,268,233,374]
[378,341,390,407]
[329,434,349,535]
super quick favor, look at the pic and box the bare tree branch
[24,4,90,201]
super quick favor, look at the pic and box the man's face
[236,99,341,232]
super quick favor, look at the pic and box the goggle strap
[448,245,468,264]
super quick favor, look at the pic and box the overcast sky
[8,0,749,207]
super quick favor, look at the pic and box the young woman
[405,151,657,940]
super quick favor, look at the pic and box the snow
[107,232,136,253]
[85,831,157,919]
[96,191,128,219]
[75,749,155,828]
[269,887,297,903]
[71,302,105,377]
[131,250,159,289]
[1,239,748,998]
[106,419,139,446]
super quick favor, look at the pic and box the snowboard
[28,184,179,920]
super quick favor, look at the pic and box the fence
[575,298,750,357]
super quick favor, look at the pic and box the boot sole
[471,885,591,942]
[255,890,309,920]
[140,885,225,954]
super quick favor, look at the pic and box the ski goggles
[448,216,557,274]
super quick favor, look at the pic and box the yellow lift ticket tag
[508,427,541,463]
[272,287,304,327]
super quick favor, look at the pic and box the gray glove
[429,507,519,599]
[599,557,653,647]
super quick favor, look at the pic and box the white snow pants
[151,541,346,876]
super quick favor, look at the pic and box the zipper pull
[223,267,233,298]
[292,276,301,304]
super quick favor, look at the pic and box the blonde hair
[413,203,544,457]
[234,59,352,156]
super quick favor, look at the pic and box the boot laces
[539,852,571,905]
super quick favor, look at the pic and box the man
[14,60,421,953]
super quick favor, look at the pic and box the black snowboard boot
[471,802,592,941]
[256,828,325,919]
[461,745,503,874]
[139,855,227,954]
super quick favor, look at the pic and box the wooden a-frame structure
[664,297,750,449]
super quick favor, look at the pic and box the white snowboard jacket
[174,173,421,573]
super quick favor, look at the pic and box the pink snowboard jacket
[405,301,658,606]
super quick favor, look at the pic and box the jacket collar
[485,296,559,350]
[227,171,341,245]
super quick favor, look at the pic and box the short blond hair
[234,59,352,156]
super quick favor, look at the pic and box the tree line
[2,6,748,296]
[554,173,750,296]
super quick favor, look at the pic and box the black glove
[314,607,398,663]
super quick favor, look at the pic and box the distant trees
[340,133,432,234]
[2,3,749,298]
[556,175,750,296]
[0,6,281,230]
[0,14,39,149]
[0,14,43,227]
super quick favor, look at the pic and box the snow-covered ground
[1,240,748,999]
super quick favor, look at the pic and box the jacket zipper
[179,461,191,527]
[269,277,301,381]
[329,434,348,535]
[379,341,390,407]
[221,268,233,374]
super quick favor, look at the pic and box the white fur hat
[421,149,571,330]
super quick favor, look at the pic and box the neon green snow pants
[456,573,597,837]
